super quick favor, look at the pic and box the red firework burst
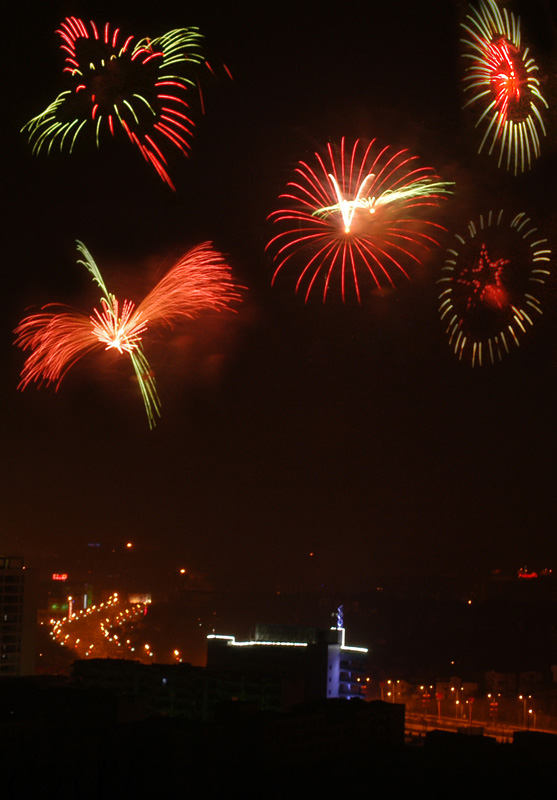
[266,138,453,303]
[22,18,207,189]
[461,0,548,173]
[15,241,243,427]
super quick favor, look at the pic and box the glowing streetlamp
[519,694,532,727]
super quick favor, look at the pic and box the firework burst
[266,137,453,303]
[461,0,548,174]
[438,210,550,366]
[22,18,207,189]
[15,242,242,427]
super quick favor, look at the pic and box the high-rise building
[207,612,368,708]
[0,556,36,676]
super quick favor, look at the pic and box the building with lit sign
[0,556,36,677]
[44,577,93,621]
[207,614,368,708]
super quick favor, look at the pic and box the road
[406,712,556,743]
[50,594,152,662]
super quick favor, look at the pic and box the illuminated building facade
[0,556,36,676]
[207,616,368,707]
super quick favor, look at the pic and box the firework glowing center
[315,173,377,233]
[488,40,522,121]
[457,243,509,311]
[90,298,147,354]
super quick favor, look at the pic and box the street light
[527,707,536,731]
[466,697,475,727]
[519,695,532,728]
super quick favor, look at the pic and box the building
[42,574,94,623]
[72,657,284,720]
[207,609,368,708]
[0,556,36,676]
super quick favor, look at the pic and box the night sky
[2,0,557,595]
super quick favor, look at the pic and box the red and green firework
[438,210,550,366]
[15,242,243,427]
[461,0,548,174]
[22,18,206,189]
[267,137,453,303]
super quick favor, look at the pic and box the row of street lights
[381,679,539,729]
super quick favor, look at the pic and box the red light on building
[52,573,68,581]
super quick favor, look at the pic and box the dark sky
[2,0,557,594]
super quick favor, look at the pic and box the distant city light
[518,569,538,579]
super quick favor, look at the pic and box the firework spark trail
[267,137,453,303]
[15,242,242,427]
[16,311,104,389]
[438,210,551,366]
[22,18,207,188]
[312,178,454,225]
[136,244,243,328]
[461,0,548,173]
